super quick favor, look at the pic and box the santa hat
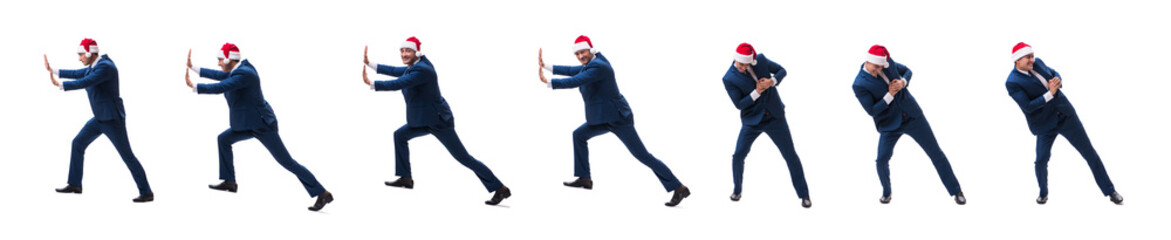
[400,36,422,57]
[573,35,595,53]
[733,42,757,65]
[219,43,241,64]
[1012,42,1034,62]
[865,44,890,67]
[77,38,99,57]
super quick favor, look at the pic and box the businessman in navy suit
[538,36,689,207]
[362,37,511,205]
[852,45,965,205]
[721,43,811,208]
[1006,42,1122,205]
[44,39,153,203]
[185,43,333,211]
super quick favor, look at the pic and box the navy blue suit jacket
[373,56,454,127]
[722,54,787,126]
[60,54,126,121]
[550,53,633,125]
[852,60,924,132]
[1006,58,1076,135]
[196,60,278,131]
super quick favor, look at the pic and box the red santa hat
[400,36,422,56]
[733,42,757,65]
[573,35,595,53]
[866,44,890,67]
[77,38,99,57]
[1012,42,1034,62]
[219,43,241,63]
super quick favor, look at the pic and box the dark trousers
[572,118,683,192]
[68,118,152,195]
[393,121,504,192]
[731,113,809,198]
[875,116,962,196]
[1035,114,1115,196]
[218,122,326,197]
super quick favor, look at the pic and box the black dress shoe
[1036,195,1048,205]
[208,181,238,192]
[55,185,82,194]
[729,193,741,202]
[801,197,812,208]
[665,185,690,207]
[879,195,892,204]
[954,192,967,205]
[1109,191,1123,205]
[562,177,593,189]
[308,191,334,211]
[133,193,154,203]
[384,177,414,189]
[485,186,511,205]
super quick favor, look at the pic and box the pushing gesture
[186,49,195,88]
[44,54,60,87]
[538,48,548,84]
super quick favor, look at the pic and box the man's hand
[186,49,193,69]
[538,48,545,69]
[50,71,60,87]
[755,78,771,94]
[363,64,372,86]
[44,54,52,72]
[1048,77,1061,95]
[888,79,905,96]
[45,54,60,87]
[364,45,370,65]
[186,67,194,88]
[759,77,775,87]
[539,66,548,84]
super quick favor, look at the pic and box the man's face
[1015,54,1034,72]
[574,49,593,65]
[735,61,751,73]
[77,53,94,65]
[218,58,237,72]
[864,62,883,76]
[401,48,418,64]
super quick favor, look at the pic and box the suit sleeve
[196,72,249,94]
[199,68,231,81]
[373,69,426,91]
[1006,81,1048,113]
[61,64,112,91]
[551,66,604,89]
[759,55,787,83]
[57,68,88,79]
[854,84,889,117]
[724,78,755,110]
[895,62,913,85]
[376,64,408,77]
[552,65,583,76]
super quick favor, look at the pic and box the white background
[1,0,1166,239]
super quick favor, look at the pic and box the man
[721,43,811,208]
[362,36,511,205]
[1005,42,1123,205]
[185,43,333,211]
[43,38,153,203]
[852,44,965,205]
[538,35,689,207]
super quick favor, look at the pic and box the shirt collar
[228,59,245,73]
[88,54,101,68]
[587,52,600,64]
